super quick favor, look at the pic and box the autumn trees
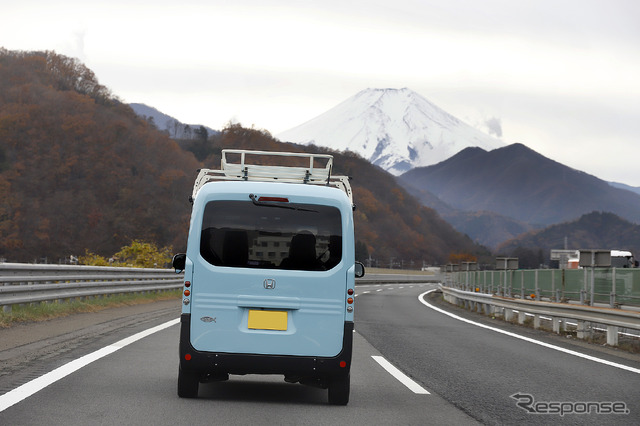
[0,49,200,262]
[0,49,489,266]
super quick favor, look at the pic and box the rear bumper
[178,313,353,378]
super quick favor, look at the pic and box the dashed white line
[371,356,430,394]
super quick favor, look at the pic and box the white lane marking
[371,356,430,394]
[418,290,640,375]
[0,318,180,413]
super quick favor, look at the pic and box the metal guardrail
[0,263,183,313]
[7,264,636,347]
[0,265,434,313]
[356,273,440,284]
[440,285,640,346]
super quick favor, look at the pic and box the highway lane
[2,281,639,425]
[0,283,476,425]
[355,283,640,425]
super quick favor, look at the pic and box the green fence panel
[537,270,555,298]
[563,269,586,301]
[592,269,612,304]
[446,268,639,306]
[615,268,640,305]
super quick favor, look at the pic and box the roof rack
[191,149,352,203]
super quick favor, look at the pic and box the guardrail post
[495,306,503,318]
[517,311,526,325]
[552,317,561,333]
[606,326,619,346]
[533,314,541,329]
[576,320,592,339]
[505,308,514,321]
[3,304,11,313]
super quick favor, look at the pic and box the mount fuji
[277,88,504,175]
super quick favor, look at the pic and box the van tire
[328,373,350,405]
[177,368,199,398]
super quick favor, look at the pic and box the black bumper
[178,313,353,378]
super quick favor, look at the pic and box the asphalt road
[356,283,640,425]
[1,282,640,425]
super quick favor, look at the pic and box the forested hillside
[0,49,489,266]
[0,49,200,262]
[498,211,640,265]
[400,143,640,226]
[184,124,491,267]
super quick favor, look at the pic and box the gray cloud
[484,117,502,138]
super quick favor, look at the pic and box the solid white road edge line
[419,290,640,375]
[371,355,430,394]
[0,318,180,413]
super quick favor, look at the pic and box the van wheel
[328,373,350,405]
[177,368,199,398]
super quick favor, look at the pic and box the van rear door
[189,195,350,358]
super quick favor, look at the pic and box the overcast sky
[3,0,640,185]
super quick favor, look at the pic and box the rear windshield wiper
[249,194,318,212]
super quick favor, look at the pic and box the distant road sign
[550,249,578,261]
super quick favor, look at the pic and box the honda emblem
[263,278,276,289]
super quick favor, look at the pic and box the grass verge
[0,290,182,328]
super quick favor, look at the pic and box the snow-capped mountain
[277,88,504,175]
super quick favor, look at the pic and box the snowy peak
[277,88,504,175]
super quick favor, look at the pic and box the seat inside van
[280,231,324,271]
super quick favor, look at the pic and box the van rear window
[200,200,342,271]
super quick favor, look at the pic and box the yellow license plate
[248,310,288,331]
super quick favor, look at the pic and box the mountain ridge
[497,211,640,259]
[399,143,640,244]
[129,103,218,139]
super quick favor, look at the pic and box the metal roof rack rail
[191,149,352,203]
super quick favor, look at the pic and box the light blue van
[172,150,364,405]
